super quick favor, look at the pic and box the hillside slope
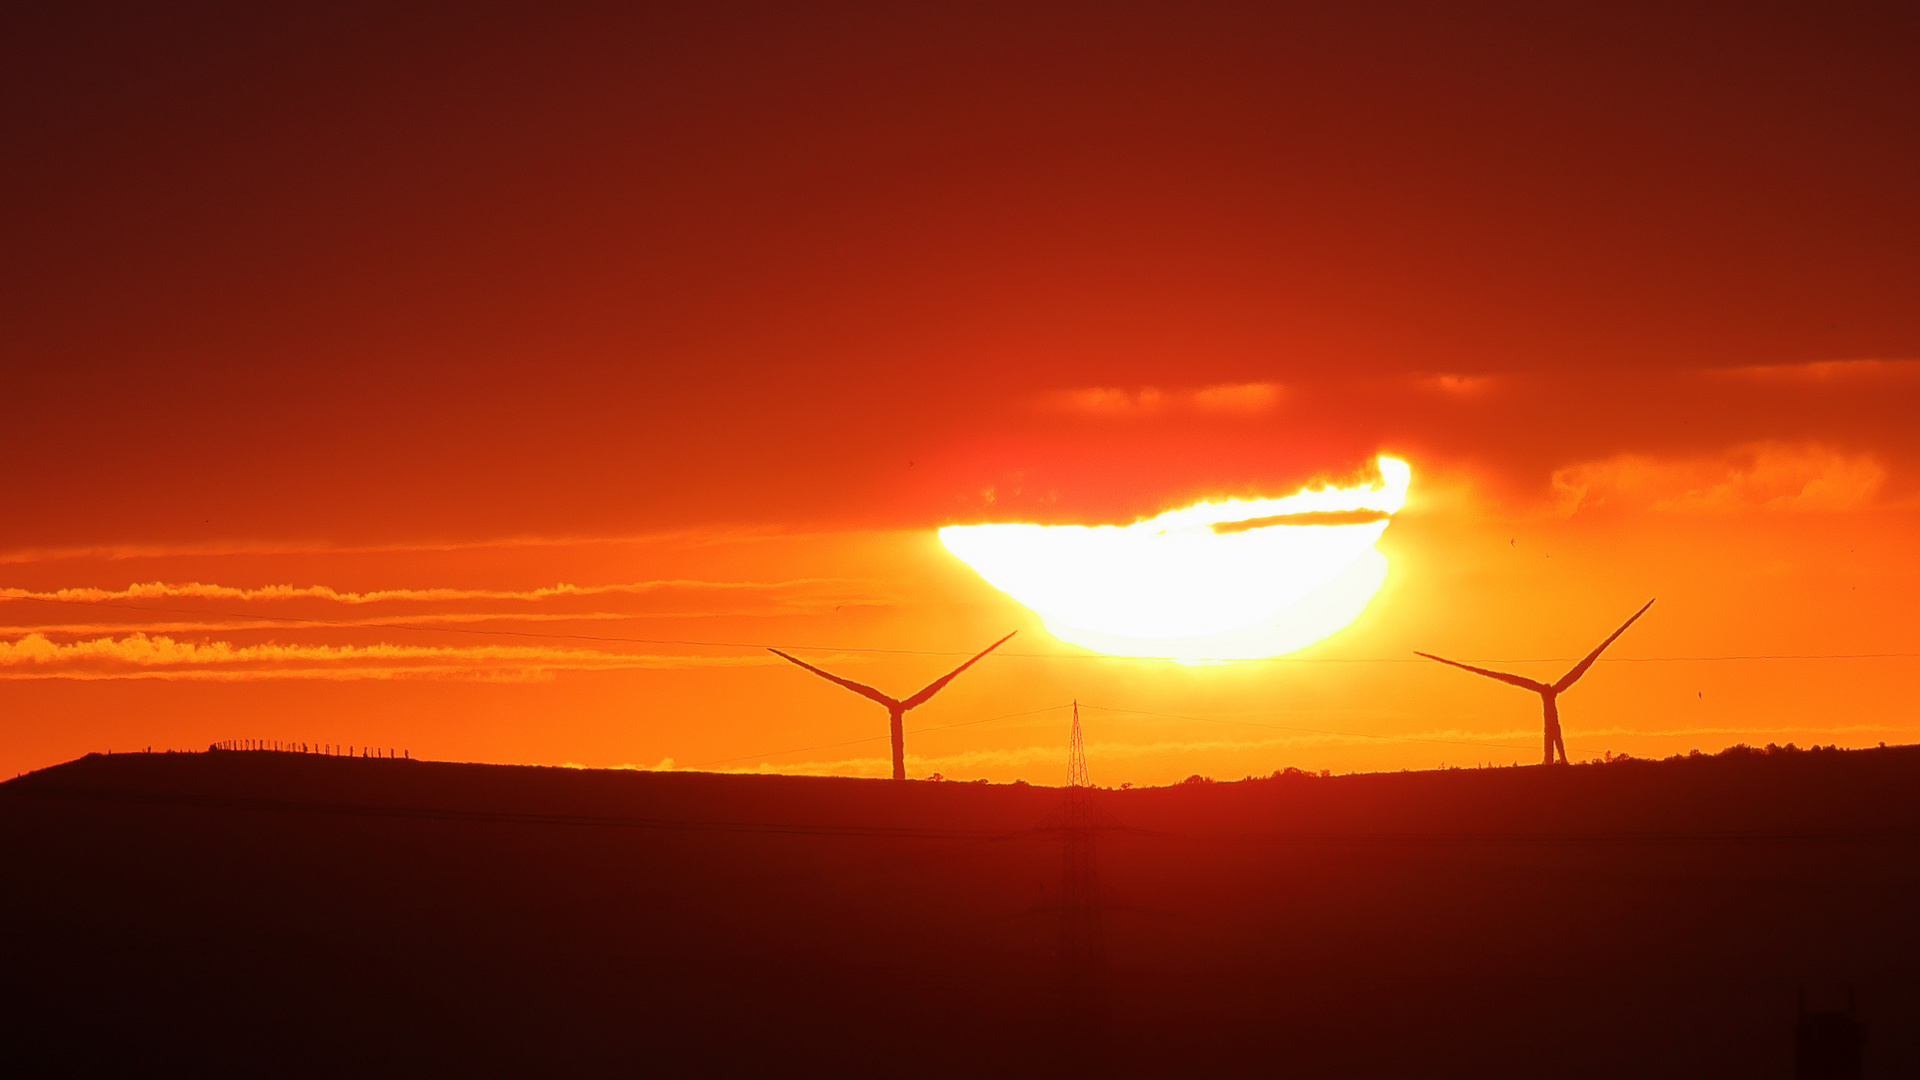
[3,746,1917,1077]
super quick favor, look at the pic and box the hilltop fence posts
[206,740,408,759]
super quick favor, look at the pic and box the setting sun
[939,457,1410,660]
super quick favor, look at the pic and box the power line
[37,780,1920,848]
[1075,702,1537,752]
[9,595,1919,665]
[23,784,1012,840]
[1120,826,1920,848]
[683,703,1074,769]
[692,698,1536,773]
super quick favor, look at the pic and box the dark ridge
[1208,508,1391,533]
[4,745,1918,1078]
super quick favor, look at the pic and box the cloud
[1415,374,1496,397]
[1034,382,1284,418]
[1187,382,1285,413]
[0,632,774,681]
[0,610,734,638]
[1716,359,1920,385]
[0,578,899,637]
[1550,443,1885,516]
[0,525,864,568]
[0,666,565,683]
[0,578,877,606]
[1571,724,1898,739]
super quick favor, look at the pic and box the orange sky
[3,4,1917,782]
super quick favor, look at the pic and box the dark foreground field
[3,746,1917,1078]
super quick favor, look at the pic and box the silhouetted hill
[4,746,1917,1078]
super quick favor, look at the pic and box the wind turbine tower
[767,631,1016,780]
[1417,599,1655,765]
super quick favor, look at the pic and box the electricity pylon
[767,631,1016,780]
[1061,701,1100,983]
[1417,598,1655,765]
[1060,701,1105,1078]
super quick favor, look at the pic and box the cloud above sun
[1551,443,1885,516]
[1034,382,1285,418]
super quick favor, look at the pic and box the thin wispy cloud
[1550,442,1884,516]
[1570,723,1898,740]
[0,524,873,568]
[1415,373,1497,397]
[0,632,775,681]
[0,611,692,638]
[1716,359,1920,385]
[0,667,568,683]
[1034,382,1285,418]
[0,578,880,606]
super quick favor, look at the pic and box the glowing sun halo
[939,457,1411,661]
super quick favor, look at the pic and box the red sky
[4,3,1918,782]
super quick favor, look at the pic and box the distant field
[4,745,1917,1078]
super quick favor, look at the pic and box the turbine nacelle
[1417,599,1655,766]
[768,632,1017,780]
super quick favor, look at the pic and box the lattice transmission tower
[1060,701,1105,1072]
[1067,700,1091,790]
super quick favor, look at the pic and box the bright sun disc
[939,457,1410,661]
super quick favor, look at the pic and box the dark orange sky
[4,3,1917,782]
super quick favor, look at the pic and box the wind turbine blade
[901,631,1018,710]
[1552,598,1656,693]
[1414,651,1549,693]
[767,649,900,708]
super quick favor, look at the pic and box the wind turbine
[1416,599,1655,766]
[768,632,1017,780]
